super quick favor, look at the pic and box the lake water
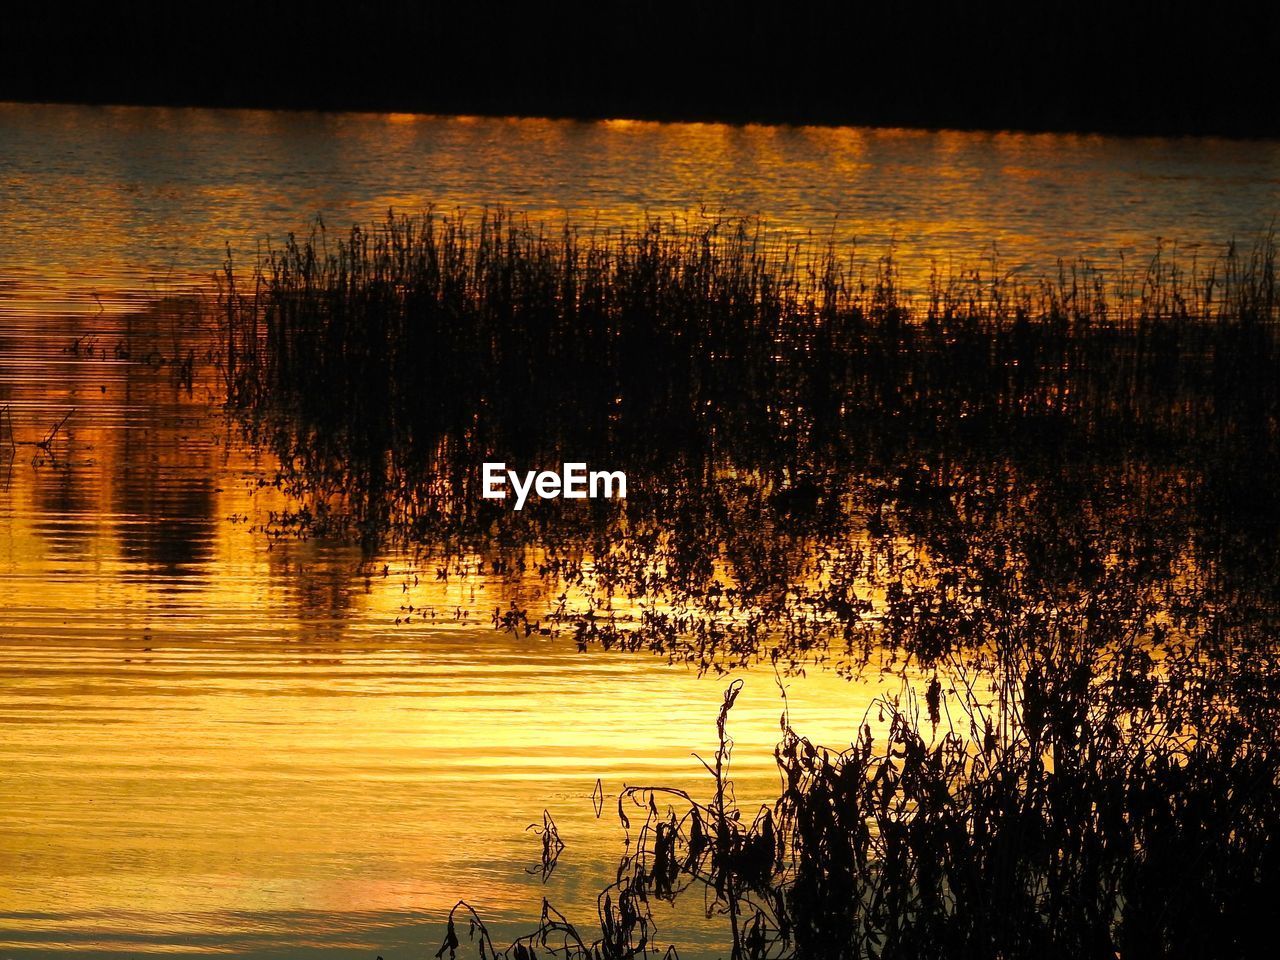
[4,102,1280,313]
[1,102,1278,958]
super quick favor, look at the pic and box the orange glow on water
[1,101,1276,957]
[0,303,893,956]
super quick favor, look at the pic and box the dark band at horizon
[2,0,1278,139]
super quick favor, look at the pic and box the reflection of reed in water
[220,211,1279,958]
[220,212,1279,662]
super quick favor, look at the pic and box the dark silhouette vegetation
[217,209,1280,958]
[438,665,1278,959]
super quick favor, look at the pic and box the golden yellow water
[1,102,1278,958]
[4,102,1279,314]
[0,303,888,956]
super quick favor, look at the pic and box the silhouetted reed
[440,640,1278,959]
[218,210,1280,957]
[220,211,1279,669]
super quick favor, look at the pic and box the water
[0,304,880,957]
[1,102,1278,958]
[3,102,1279,313]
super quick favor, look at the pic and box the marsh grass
[220,211,1280,957]
[224,212,1279,458]
[440,639,1278,959]
[220,211,1280,670]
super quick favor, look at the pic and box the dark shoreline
[6,94,1280,143]
[3,1,1278,141]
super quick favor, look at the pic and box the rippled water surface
[4,102,1279,311]
[0,304,878,957]
[1,102,1278,958]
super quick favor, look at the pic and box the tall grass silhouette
[220,210,1280,958]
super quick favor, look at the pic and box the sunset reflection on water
[1,101,1277,958]
[3,102,1277,313]
[0,302,882,957]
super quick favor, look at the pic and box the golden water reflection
[0,304,894,957]
[3,102,1278,315]
[3,101,1277,957]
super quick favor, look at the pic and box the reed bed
[219,211,1280,668]
[440,640,1278,960]
[220,211,1280,958]
[224,212,1279,462]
